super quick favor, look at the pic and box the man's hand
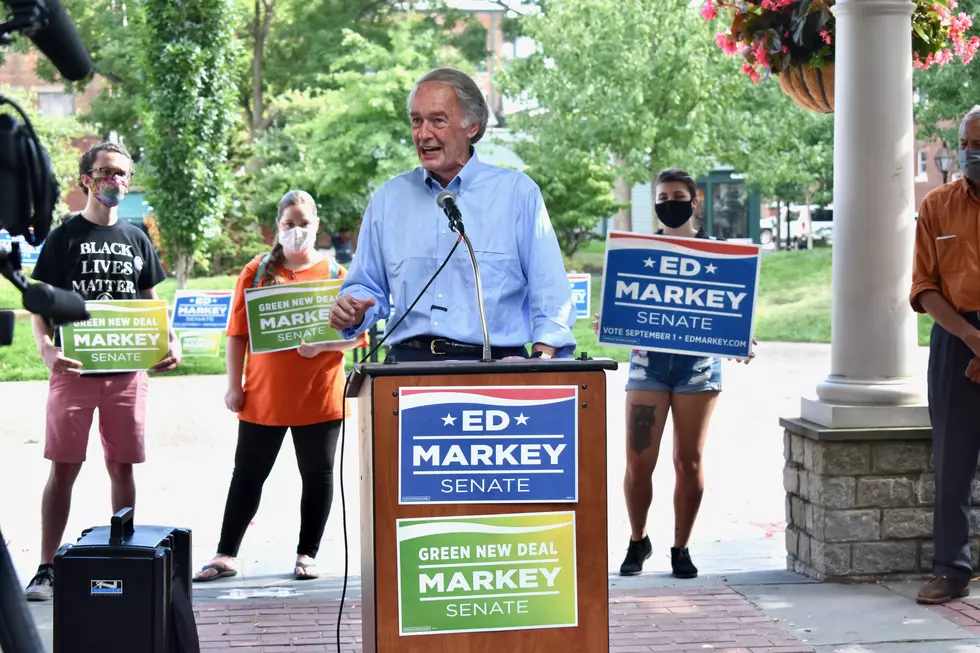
[730,338,759,365]
[150,331,182,373]
[967,357,980,384]
[39,337,83,376]
[329,295,376,330]
[225,384,245,413]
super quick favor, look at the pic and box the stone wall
[781,418,977,581]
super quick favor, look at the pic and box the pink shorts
[45,372,149,464]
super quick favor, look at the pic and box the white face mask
[279,226,315,254]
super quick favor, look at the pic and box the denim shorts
[624,349,722,394]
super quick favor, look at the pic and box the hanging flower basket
[777,61,834,113]
[700,0,979,113]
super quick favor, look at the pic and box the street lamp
[935,142,954,184]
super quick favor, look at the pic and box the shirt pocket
[935,235,965,281]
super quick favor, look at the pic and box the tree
[140,0,240,288]
[715,80,834,247]
[498,0,744,232]
[513,137,623,259]
[0,85,92,208]
[914,0,980,144]
[250,19,469,231]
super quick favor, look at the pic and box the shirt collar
[422,147,481,195]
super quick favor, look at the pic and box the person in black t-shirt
[24,141,181,602]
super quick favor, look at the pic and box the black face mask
[655,200,694,229]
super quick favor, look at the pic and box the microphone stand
[444,208,492,363]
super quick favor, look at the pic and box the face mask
[959,148,980,182]
[655,200,694,229]
[278,226,315,255]
[90,177,128,208]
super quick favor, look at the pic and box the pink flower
[714,32,740,55]
[751,41,770,67]
[700,0,718,20]
[819,29,832,45]
[741,62,761,84]
[935,48,955,65]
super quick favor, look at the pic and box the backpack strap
[252,253,271,288]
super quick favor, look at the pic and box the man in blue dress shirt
[329,67,576,362]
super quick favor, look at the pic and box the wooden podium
[349,357,617,653]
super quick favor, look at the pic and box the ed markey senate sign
[398,386,579,504]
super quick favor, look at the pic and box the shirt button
[434,321,440,326]
[442,229,446,234]
[438,293,443,298]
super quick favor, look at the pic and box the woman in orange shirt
[194,190,364,582]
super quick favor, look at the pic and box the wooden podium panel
[355,360,614,653]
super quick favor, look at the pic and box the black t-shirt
[656,226,710,239]
[32,214,166,299]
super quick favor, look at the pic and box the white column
[801,0,929,428]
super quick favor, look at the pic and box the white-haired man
[329,67,576,361]
[911,105,980,604]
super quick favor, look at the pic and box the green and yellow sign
[176,329,222,357]
[243,280,345,354]
[60,300,170,373]
[397,512,578,636]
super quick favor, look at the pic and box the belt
[397,337,481,356]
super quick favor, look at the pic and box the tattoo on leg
[629,405,656,454]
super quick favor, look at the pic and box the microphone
[0,310,12,346]
[432,191,491,361]
[22,283,89,325]
[436,190,464,234]
[2,0,94,81]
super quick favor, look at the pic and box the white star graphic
[442,413,456,426]
[515,413,529,426]
[643,257,656,268]
[705,264,718,274]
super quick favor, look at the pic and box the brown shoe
[917,575,970,604]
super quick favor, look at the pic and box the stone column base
[781,417,980,582]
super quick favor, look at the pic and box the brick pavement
[929,596,980,637]
[192,586,815,652]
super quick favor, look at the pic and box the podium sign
[397,512,578,636]
[398,386,579,505]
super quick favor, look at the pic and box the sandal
[193,562,238,582]
[294,561,319,580]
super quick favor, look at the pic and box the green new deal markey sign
[60,300,170,372]
[397,512,578,636]
[243,279,344,354]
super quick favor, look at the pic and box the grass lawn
[0,249,935,381]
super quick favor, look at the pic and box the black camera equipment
[1,2,94,651]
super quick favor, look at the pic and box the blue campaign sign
[398,386,579,504]
[0,230,43,266]
[597,230,760,359]
[567,273,591,319]
[171,290,234,330]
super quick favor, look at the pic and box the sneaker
[25,564,54,602]
[917,574,970,604]
[619,536,652,576]
[671,547,698,579]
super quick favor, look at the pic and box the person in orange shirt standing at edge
[193,190,365,582]
[911,106,980,605]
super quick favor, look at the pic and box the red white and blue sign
[567,273,591,319]
[597,231,760,359]
[0,230,43,266]
[398,386,579,505]
[171,290,234,330]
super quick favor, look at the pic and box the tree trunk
[774,199,782,251]
[804,191,814,250]
[175,250,193,290]
[248,0,273,142]
[612,158,632,232]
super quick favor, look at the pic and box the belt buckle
[430,339,446,355]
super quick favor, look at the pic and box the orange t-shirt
[226,254,366,426]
